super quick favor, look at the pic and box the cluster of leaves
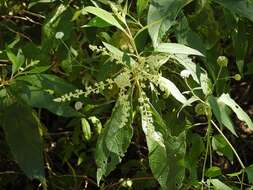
[1,0,253,190]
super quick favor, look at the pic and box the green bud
[217,56,228,67]
[233,74,241,81]
[195,103,208,116]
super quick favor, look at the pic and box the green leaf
[27,65,51,74]
[147,0,193,47]
[155,43,204,56]
[246,165,253,184]
[42,4,73,49]
[232,20,248,74]
[209,179,233,190]
[212,135,234,163]
[6,48,25,75]
[215,0,253,22]
[102,42,136,68]
[1,102,45,181]
[172,54,212,96]
[140,98,186,189]
[96,91,133,184]
[16,74,76,94]
[83,16,112,28]
[158,76,188,105]
[82,6,125,32]
[205,166,222,178]
[81,118,92,141]
[19,86,80,117]
[208,95,237,136]
[218,93,253,130]
[137,0,149,17]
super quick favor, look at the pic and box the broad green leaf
[205,166,222,178]
[1,102,45,181]
[218,93,253,130]
[96,91,133,184]
[215,0,253,22]
[147,0,193,47]
[209,179,233,190]
[212,135,234,163]
[156,43,204,56]
[140,98,186,189]
[137,0,149,17]
[83,16,111,28]
[16,74,76,94]
[82,6,125,32]
[18,86,81,117]
[158,76,188,104]
[102,42,136,68]
[246,165,253,184]
[81,118,92,141]
[208,95,237,136]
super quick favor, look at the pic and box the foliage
[1,0,253,190]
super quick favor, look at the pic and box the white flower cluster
[138,92,165,147]
[138,93,153,134]
[54,79,114,102]
[89,45,108,55]
[117,93,131,128]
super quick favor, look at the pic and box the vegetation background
[1,0,253,190]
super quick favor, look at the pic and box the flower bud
[217,56,228,67]
[233,74,241,81]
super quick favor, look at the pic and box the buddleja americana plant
[54,2,253,190]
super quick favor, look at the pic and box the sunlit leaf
[218,93,253,130]
[158,76,188,104]
[96,90,133,184]
[156,43,204,56]
[82,6,125,32]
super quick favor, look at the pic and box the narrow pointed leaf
[208,95,237,136]
[158,76,188,104]
[82,6,125,32]
[218,93,253,130]
[156,43,204,56]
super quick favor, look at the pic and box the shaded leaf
[246,165,253,184]
[215,0,253,22]
[1,102,45,181]
[147,0,193,47]
[205,166,222,178]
